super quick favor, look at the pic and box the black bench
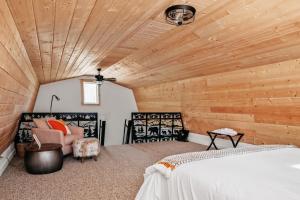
[206,131,244,150]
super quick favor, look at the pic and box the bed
[136,145,300,200]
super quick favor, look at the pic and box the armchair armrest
[68,126,84,139]
[32,128,64,145]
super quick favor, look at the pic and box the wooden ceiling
[6,0,300,87]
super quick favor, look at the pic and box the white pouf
[72,138,100,162]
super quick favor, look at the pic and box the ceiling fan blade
[103,78,116,82]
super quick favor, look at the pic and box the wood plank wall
[134,59,300,146]
[0,1,39,154]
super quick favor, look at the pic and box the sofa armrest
[68,126,84,139]
[32,128,64,145]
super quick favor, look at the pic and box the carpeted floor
[0,141,206,200]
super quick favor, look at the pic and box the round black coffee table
[24,143,63,174]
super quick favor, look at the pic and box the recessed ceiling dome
[165,5,196,26]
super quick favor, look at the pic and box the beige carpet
[0,141,206,200]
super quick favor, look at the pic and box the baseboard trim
[188,133,254,148]
[0,143,15,176]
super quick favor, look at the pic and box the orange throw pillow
[47,119,70,135]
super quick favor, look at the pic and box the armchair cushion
[33,118,50,129]
[32,128,64,145]
[64,135,76,145]
[68,126,84,139]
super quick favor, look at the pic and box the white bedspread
[136,147,300,200]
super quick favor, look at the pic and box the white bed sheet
[136,148,300,200]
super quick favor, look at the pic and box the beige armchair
[32,126,84,155]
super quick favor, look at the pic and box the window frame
[80,79,100,105]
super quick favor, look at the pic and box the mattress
[136,146,300,200]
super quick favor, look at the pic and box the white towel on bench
[212,128,238,136]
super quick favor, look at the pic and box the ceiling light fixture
[165,5,196,26]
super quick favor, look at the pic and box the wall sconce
[50,95,60,114]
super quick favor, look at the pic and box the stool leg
[93,156,98,161]
[81,157,84,163]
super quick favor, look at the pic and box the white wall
[34,77,138,146]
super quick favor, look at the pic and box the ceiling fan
[84,68,116,85]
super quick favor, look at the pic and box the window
[81,80,100,105]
